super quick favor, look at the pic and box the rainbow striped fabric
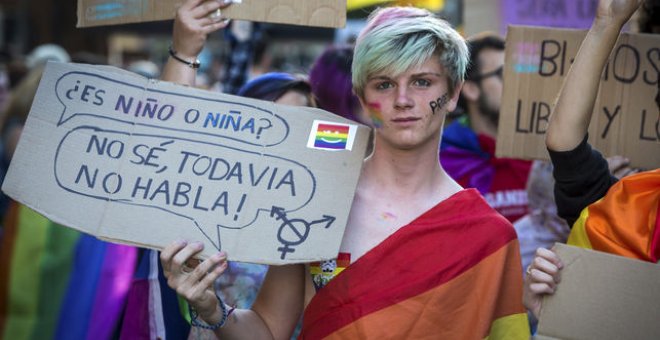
[568,169,660,262]
[0,202,137,340]
[299,189,530,339]
[118,249,192,339]
[0,202,195,340]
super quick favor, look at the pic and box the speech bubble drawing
[53,126,316,251]
[54,71,290,147]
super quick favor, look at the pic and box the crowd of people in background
[0,0,657,338]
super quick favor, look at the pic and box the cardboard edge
[77,1,347,28]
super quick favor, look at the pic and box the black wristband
[168,45,201,69]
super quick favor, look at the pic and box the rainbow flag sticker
[307,120,357,151]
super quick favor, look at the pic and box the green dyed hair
[352,6,469,99]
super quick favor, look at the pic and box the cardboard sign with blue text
[498,26,660,170]
[1,62,370,265]
[77,0,346,28]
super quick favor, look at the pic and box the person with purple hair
[308,45,370,125]
[160,1,530,338]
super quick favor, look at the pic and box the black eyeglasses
[470,66,503,82]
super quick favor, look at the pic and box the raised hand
[595,0,643,27]
[545,0,643,152]
[160,240,229,323]
[172,0,233,60]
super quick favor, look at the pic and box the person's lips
[392,116,421,123]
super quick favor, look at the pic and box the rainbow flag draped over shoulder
[0,202,137,340]
[568,169,660,262]
[299,189,530,339]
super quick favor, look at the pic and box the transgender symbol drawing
[270,206,335,259]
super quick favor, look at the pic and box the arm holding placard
[159,1,305,338]
[525,0,643,320]
[160,241,305,339]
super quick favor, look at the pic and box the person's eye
[376,82,393,90]
[413,78,431,87]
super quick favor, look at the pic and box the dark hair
[639,0,660,34]
[237,72,315,106]
[309,45,361,122]
[454,32,505,116]
[464,32,505,81]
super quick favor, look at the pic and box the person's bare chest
[338,195,427,262]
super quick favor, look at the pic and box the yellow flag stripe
[567,207,594,249]
[484,313,530,340]
[347,0,393,10]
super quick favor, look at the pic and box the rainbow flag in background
[119,249,192,339]
[0,202,138,340]
[311,122,351,150]
[568,169,660,262]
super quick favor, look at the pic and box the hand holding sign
[171,0,233,63]
[77,0,346,28]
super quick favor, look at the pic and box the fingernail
[174,240,187,246]
[211,253,225,261]
[193,241,204,250]
[214,263,227,273]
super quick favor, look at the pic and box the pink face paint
[381,212,397,221]
[367,102,384,128]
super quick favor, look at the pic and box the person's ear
[461,80,480,102]
[446,81,464,113]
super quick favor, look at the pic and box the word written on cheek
[429,93,449,114]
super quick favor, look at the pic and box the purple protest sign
[501,0,597,32]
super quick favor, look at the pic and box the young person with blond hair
[160,1,530,338]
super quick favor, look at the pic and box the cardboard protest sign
[498,26,660,169]
[465,0,600,38]
[536,243,660,340]
[1,62,370,265]
[77,0,346,28]
[501,0,596,31]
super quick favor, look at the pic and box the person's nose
[394,85,414,110]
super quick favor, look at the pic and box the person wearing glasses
[440,32,533,224]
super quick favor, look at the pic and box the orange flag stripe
[326,241,529,339]
[569,169,660,262]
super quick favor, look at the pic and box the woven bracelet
[168,45,201,69]
[188,291,235,330]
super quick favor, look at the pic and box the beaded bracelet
[168,45,201,69]
[188,291,235,330]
